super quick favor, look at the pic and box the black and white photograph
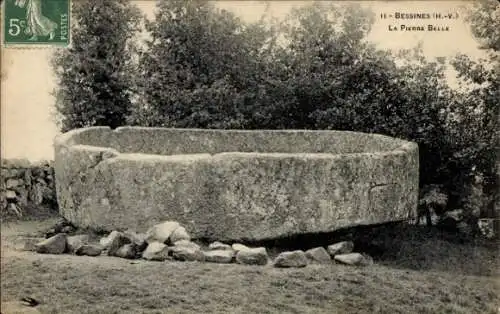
[1,0,499,313]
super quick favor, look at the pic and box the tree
[51,0,142,132]
[131,0,273,129]
[449,0,499,219]
[464,0,500,51]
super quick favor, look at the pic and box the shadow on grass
[4,207,498,278]
[242,221,499,277]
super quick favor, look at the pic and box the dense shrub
[130,0,275,129]
[447,0,499,219]
[51,0,142,132]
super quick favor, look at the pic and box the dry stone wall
[1,159,56,216]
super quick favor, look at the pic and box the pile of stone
[1,159,56,216]
[273,241,373,267]
[33,220,374,268]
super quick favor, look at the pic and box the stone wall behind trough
[1,158,57,217]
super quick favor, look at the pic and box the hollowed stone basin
[54,127,419,241]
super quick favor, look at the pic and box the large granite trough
[54,127,419,242]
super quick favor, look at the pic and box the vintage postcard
[1,1,498,313]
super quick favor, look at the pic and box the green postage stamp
[3,0,70,46]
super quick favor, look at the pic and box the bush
[130,0,274,129]
[51,0,142,132]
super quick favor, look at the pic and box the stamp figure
[3,0,70,46]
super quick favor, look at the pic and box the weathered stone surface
[1,158,57,215]
[124,231,148,253]
[75,244,103,256]
[327,241,354,256]
[142,242,170,261]
[274,250,308,268]
[30,183,44,205]
[61,225,76,234]
[172,240,201,251]
[235,247,268,265]
[1,158,31,169]
[171,246,204,262]
[45,219,75,238]
[7,203,22,216]
[100,231,121,249]
[231,243,250,252]
[334,253,373,266]
[107,233,132,256]
[203,250,234,263]
[54,127,419,241]
[35,234,67,254]
[17,189,28,206]
[5,190,16,200]
[6,178,22,189]
[209,241,232,251]
[1,168,23,179]
[145,221,180,244]
[305,247,332,263]
[114,244,137,259]
[169,226,190,244]
[66,234,90,253]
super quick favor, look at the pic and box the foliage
[448,0,499,218]
[419,185,448,208]
[130,0,275,129]
[51,0,142,132]
[464,0,500,51]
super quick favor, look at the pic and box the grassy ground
[1,214,499,314]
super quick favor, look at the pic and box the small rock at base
[172,240,201,251]
[171,246,204,262]
[274,250,308,268]
[231,243,250,252]
[99,231,121,249]
[114,244,137,259]
[203,250,234,263]
[61,225,76,234]
[327,241,354,256]
[305,247,331,263]
[208,241,232,250]
[124,230,148,253]
[145,221,180,244]
[75,244,103,257]
[142,242,170,261]
[236,247,268,265]
[334,253,373,266]
[107,233,132,256]
[66,235,90,253]
[35,233,67,254]
[169,226,190,244]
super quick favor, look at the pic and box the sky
[0,1,487,161]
